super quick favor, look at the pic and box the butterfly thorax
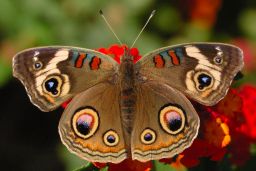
[119,49,136,147]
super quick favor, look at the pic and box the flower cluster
[98,45,141,64]
[63,45,256,171]
[164,85,256,168]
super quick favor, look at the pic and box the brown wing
[135,43,244,106]
[58,82,127,163]
[131,81,199,162]
[13,46,118,111]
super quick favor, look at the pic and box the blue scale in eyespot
[48,81,54,88]
[45,78,59,95]
[198,73,212,88]
[202,77,209,83]
[34,63,41,69]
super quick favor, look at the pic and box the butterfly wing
[135,43,244,106]
[13,46,118,111]
[131,81,199,161]
[58,82,128,163]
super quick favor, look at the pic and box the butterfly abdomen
[119,51,136,142]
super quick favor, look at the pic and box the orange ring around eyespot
[72,108,99,139]
[103,130,119,146]
[159,105,185,135]
[140,128,156,145]
[193,71,214,92]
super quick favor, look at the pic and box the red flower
[214,85,256,142]
[181,139,226,167]
[203,116,231,148]
[165,107,229,168]
[232,39,256,72]
[239,85,256,140]
[97,44,141,64]
[214,85,256,165]
[162,85,256,168]
[93,159,152,171]
[229,131,251,165]
[182,0,222,28]
[109,159,152,171]
[61,99,72,109]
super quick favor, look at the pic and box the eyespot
[214,56,223,64]
[103,130,119,146]
[43,75,63,97]
[159,104,186,135]
[140,128,156,145]
[72,107,99,139]
[198,73,212,88]
[214,46,223,64]
[33,61,43,70]
[194,71,213,91]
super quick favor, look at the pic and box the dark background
[0,0,256,170]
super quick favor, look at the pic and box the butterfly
[12,43,244,163]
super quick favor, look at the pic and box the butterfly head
[120,46,134,62]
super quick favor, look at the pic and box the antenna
[130,10,156,48]
[99,9,123,45]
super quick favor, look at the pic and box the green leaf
[58,145,88,171]
[74,163,100,171]
[239,9,256,41]
[153,160,186,171]
[73,162,109,171]
[184,23,211,42]
[0,57,12,87]
[153,6,181,33]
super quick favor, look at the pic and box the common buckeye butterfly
[12,43,243,163]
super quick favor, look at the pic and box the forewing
[13,46,118,111]
[135,43,244,105]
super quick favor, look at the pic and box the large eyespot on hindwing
[103,130,120,147]
[159,104,186,135]
[42,75,63,97]
[194,71,214,91]
[140,128,156,145]
[72,107,99,139]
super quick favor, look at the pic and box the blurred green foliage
[1,0,256,171]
